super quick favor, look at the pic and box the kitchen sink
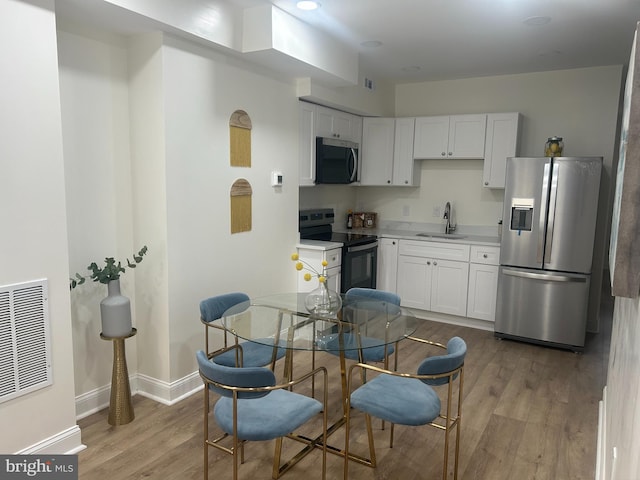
[415,233,467,240]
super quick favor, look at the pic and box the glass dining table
[217,292,419,466]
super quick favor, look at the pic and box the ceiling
[256,0,640,84]
[55,0,640,86]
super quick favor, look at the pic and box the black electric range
[298,209,377,247]
[299,208,378,293]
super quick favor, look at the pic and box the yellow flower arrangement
[291,253,329,283]
[291,253,342,316]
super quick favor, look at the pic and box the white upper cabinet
[360,117,420,186]
[414,114,486,159]
[315,105,362,144]
[360,117,395,185]
[299,101,316,186]
[298,102,363,186]
[392,118,420,186]
[482,112,521,189]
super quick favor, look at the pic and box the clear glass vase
[304,282,342,318]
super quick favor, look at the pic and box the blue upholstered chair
[196,350,327,480]
[343,336,467,480]
[324,287,402,369]
[200,292,286,369]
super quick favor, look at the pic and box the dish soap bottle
[347,210,353,229]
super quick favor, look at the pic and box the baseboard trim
[17,425,85,455]
[410,309,495,332]
[136,371,202,405]
[75,371,201,419]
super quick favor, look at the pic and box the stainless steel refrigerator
[495,156,602,351]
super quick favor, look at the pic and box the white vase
[100,279,133,338]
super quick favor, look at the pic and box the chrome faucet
[443,202,457,234]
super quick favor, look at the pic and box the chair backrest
[196,350,275,398]
[200,292,250,323]
[417,336,467,386]
[345,287,401,306]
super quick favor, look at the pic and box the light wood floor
[78,290,612,480]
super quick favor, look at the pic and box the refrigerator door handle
[544,162,560,263]
[502,268,587,283]
[537,162,551,263]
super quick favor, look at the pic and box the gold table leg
[101,328,136,426]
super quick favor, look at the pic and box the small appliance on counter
[299,208,378,293]
[495,156,602,351]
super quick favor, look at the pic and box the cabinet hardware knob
[441,152,446,156]
[484,181,489,185]
[427,261,431,265]
[433,261,438,266]
[448,152,453,156]
[483,254,488,258]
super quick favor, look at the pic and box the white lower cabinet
[466,245,500,321]
[296,246,342,294]
[397,240,470,316]
[377,238,399,293]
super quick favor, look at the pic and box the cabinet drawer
[399,240,470,261]
[470,245,500,265]
[324,248,342,269]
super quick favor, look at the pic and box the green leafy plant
[70,245,148,290]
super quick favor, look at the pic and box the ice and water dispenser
[509,198,534,232]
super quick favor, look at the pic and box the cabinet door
[299,102,316,186]
[315,105,362,143]
[377,238,399,293]
[360,117,395,185]
[346,113,362,145]
[413,116,449,159]
[315,105,336,139]
[397,255,432,310]
[430,259,469,316]
[467,263,498,321]
[448,114,486,158]
[392,117,419,186]
[483,112,521,188]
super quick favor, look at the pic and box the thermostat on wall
[271,171,283,187]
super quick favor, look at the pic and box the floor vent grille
[0,279,52,404]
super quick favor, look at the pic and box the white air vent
[0,279,52,404]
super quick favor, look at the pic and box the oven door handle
[346,241,378,253]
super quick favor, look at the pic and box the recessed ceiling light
[296,1,320,10]
[523,16,551,26]
[361,40,383,48]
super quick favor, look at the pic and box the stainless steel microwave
[315,137,359,184]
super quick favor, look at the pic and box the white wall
[59,22,302,410]
[58,24,138,400]
[603,295,640,479]
[0,0,80,453]
[159,35,301,382]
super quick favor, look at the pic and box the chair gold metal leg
[364,413,377,467]
[273,437,284,479]
[203,387,209,480]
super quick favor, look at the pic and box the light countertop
[334,226,500,247]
